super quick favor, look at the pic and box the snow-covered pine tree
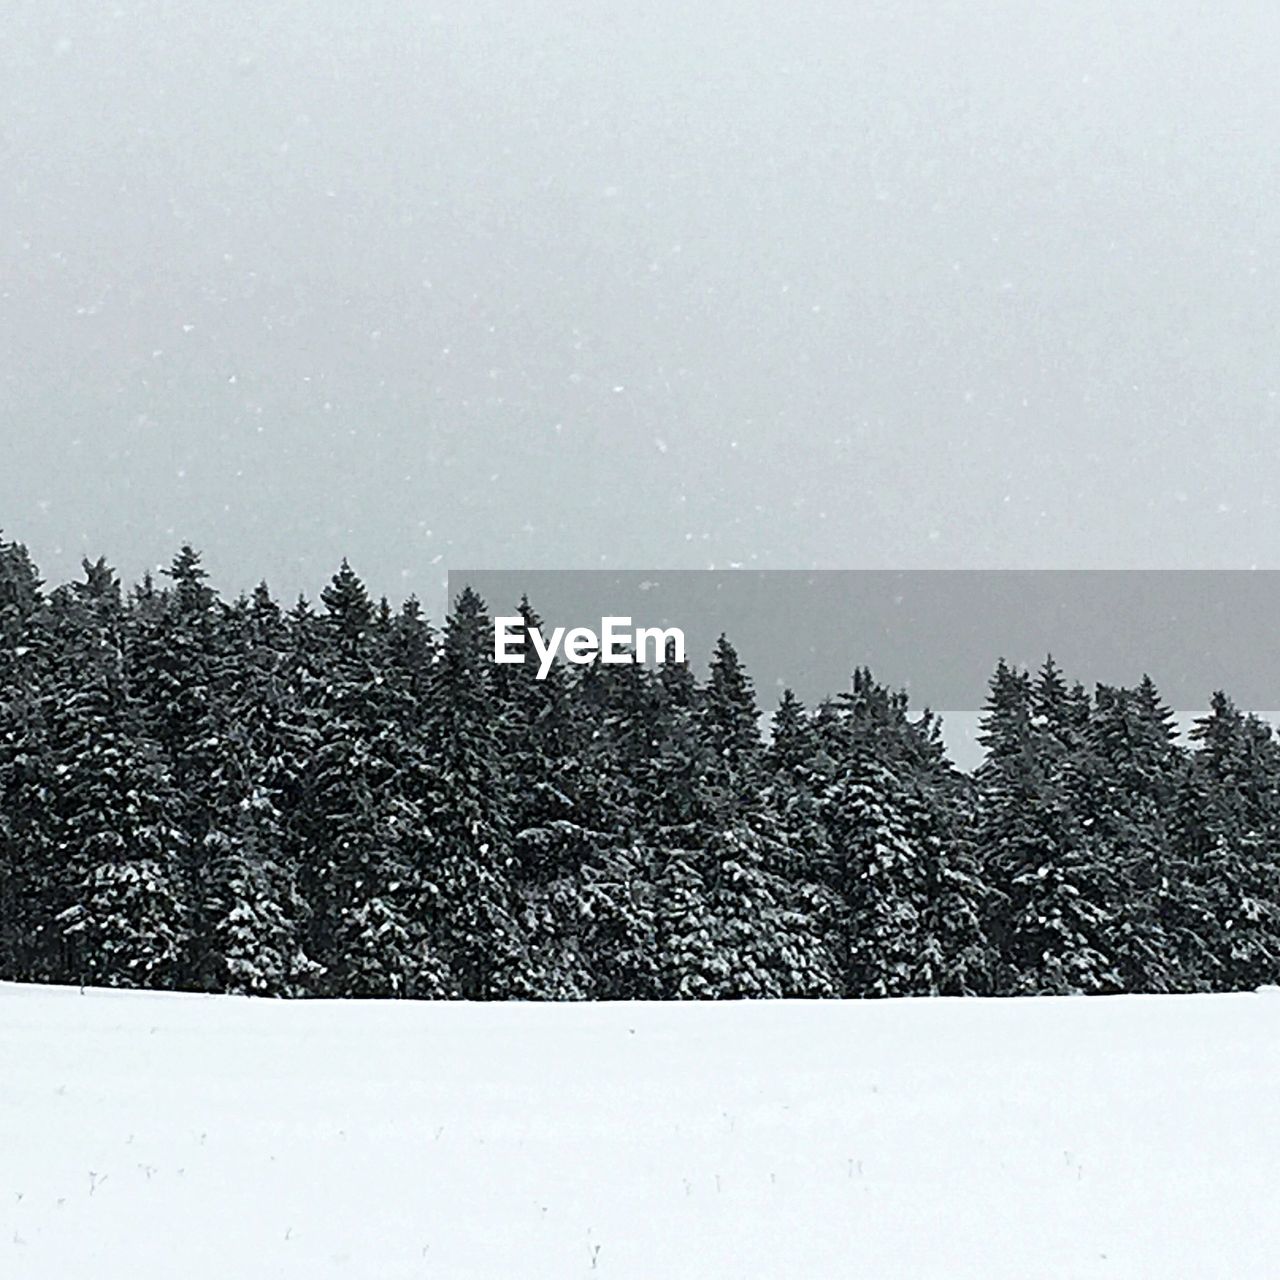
[572,651,663,998]
[423,587,524,998]
[652,636,741,998]
[819,665,950,779]
[202,792,315,996]
[656,638,837,998]
[190,583,320,996]
[766,690,846,990]
[813,668,987,997]
[45,560,189,989]
[490,597,602,999]
[823,752,927,997]
[0,535,52,980]
[298,561,447,997]
[1173,692,1280,991]
[383,595,438,705]
[0,533,43,652]
[916,783,993,996]
[975,659,1119,995]
[123,546,235,988]
[1086,680,1182,992]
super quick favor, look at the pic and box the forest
[1,532,1278,1001]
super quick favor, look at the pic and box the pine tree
[192,584,319,996]
[820,666,950,778]
[124,546,233,987]
[572,653,664,998]
[424,588,524,998]
[656,639,837,999]
[44,561,189,989]
[0,536,51,980]
[11,525,1280,1005]
[812,669,987,997]
[824,754,927,997]
[767,690,845,989]
[491,598,603,998]
[0,533,43,653]
[1173,693,1280,990]
[916,785,992,996]
[1087,680,1182,992]
[769,689,819,779]
[975,660,1119,995]
[297,562,446,996]
[204,793,314,996]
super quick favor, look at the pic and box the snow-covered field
[2,984,1278,1278]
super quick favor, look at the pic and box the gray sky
[4,2,1280,608]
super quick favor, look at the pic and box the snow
[3,984,1279,1277]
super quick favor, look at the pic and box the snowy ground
[2,984,1278,1278]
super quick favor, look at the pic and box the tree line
[1,533,1278,999]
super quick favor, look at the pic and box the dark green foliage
[1173,694,1280,991]
[0,539,52,980]
[42,563,190,989]
[654,643,839,999]
[2,537,1279,1000]
[976,663,1121,995]
[423,588,525,998]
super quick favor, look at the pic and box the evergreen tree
[44,561,189,989]
[916,783,992,996]
[299,562,447,996]
[124,546,233,987]
[1087,680,1182,992]
[492,598,602,998]
[194,583,319,996]
[572,653,664,998]
[1173,693,1280,990]
[6,526,1280,1005]
[0,535,51,980]
[203,792,314,996]
[656,640,837,999]
[824,754,928,996]
[975,659,1119,995]
[766,690,845,987]
[0,533,43,652]
[424,588,524,998]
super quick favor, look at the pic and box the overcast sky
[4,2,1280,607]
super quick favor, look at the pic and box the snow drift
[2,983,1278,1277]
